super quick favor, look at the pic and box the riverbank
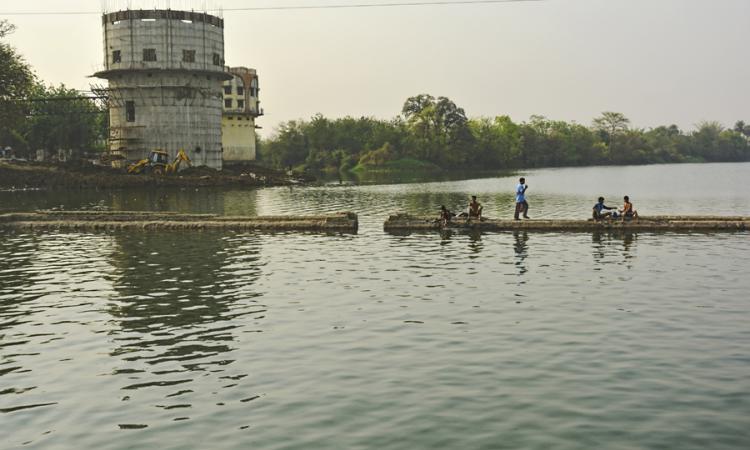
[0,161,311,190]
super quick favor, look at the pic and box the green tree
[0,19,15,37]
[592,111,630,142]
[734,120,750,138]
[259,95,750,172]
[690,121,724,161]
[492,115,523,166]
[469,117,506,167]
[358,142,397,167]
[0,20,36,152]
[592,112,631,163]
[716,130,749,161]
[25,84,106,159]
[260,120,309,168]
[644,125,684,163]
[401,94,471,165]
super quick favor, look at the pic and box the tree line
[260,94,750,173]
[3,19,749,169]
[1,20,107,160]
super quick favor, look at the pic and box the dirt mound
[0,161,311,190]
[178,166,220,177]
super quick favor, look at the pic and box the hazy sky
[2,0,748,136]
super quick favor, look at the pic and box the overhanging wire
[0,0,546,16]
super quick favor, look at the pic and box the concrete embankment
[384,214,750,233]
[0,211,358,233]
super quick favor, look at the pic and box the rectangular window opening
[143,48,157,62]
[224,99,232,108]
[112,50,121,64]
[125,101,135,122]
[223,85,232,95]
[236,86,244,96]
[182,49,195,63]
[237,100,244,109]
[212,53,222,66]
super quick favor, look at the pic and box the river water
[1,163,749,449]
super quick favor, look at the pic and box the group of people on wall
[592,195,638,221]
[439,177,639,225]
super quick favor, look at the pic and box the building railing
[103,9,224,28]
[223,106,264,117]
[93,62,231,77]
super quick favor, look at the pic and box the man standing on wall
[514,177,529,220]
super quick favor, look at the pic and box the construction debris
[0,161,305,190]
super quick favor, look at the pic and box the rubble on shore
[0,161,311,190]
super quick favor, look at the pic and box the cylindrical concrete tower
[94,9,231,169]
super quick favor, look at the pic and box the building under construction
[94,7,231,169]
[222,67,263,164]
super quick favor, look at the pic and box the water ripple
[2,164,750,449]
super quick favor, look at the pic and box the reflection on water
[328,168,515,186]
[105,231,268,427]
[591,231,637,267]
[2,162,750,449]
[0,188,259,217]
[513,231,529,276]
[438,229,484,257]
[0,231,271,444]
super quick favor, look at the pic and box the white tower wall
[95,9,230,169]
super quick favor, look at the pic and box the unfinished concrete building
[222,67,263,164]
[94,9,231,169]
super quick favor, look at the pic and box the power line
[0,0,545,16]
[223,0,544,12]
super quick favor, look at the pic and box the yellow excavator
[127,149,192,175]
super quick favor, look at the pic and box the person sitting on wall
[439,205,455,226]
[619,195,639,220]
[592,196,616,220]
[468,196,483,220]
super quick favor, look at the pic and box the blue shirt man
[516,182,526,203]
[514,177,529,219]
[592,196,615,220]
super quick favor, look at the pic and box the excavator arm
[127,159,150,174]
[166,149,192,174]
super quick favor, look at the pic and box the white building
[222,67,263,164]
